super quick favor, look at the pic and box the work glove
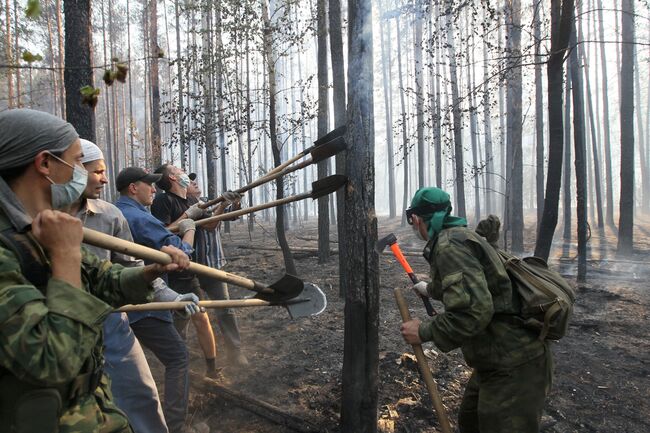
[174,293,201,317]
[185,202,205,220]
[177,218,196,236]
[223,190,242,204]
[412,281,429,298]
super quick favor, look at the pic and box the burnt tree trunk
[262,0,297,275]
[569,25,588,281]
[445,3,466,218]
[317,0,330,263]
[64,0,96,140]
[617,0,635,255]
[340,0,379,431]
[534,0,574,261]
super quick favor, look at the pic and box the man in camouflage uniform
[400,187,553,433]
[0,109,190,433]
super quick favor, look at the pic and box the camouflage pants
[458,345,553,433]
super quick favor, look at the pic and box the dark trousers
[130,317,189,433]
[198,276,242,351]
[458,346,553,433]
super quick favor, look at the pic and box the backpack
[496,248,576,341]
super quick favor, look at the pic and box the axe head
[375,233,398,253]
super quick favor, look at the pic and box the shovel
[119,283,326,318]
[264,125,347,178]
[82,227,303,302]
[200,135,346,209]
[170,175,347,232]
[118,283,327,319]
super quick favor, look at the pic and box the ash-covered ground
[146,216,650,433]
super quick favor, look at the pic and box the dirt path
[147,217,650,433]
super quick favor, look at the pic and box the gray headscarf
[0,109,79,231]
[0,109,79,171]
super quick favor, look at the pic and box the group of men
[0,108,553,433]
[0,109,247,433]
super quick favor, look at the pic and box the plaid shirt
[190,197,226,269]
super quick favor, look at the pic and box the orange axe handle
[389,243,436,316]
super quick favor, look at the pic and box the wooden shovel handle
[170,192,310,232]
[118,298,274,312]
[394,288,453,433]
[201,159,312,209]
[82,227,271,293]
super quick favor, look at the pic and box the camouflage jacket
[418,226,545,370]
[0,212,153,433]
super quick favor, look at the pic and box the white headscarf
[80,139,104,164]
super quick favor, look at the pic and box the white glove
[223,190,242,203]
[174,293,201,316]
[413,281,429,297]
[184,202,205,220]
[177,218,196,236]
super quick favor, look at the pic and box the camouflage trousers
[458,345,553,433]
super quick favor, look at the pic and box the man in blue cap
[400,187,553,433]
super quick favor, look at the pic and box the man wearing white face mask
[0,110,191,432]
[151,163,221,378]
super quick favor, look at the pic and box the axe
[376,233,435,316]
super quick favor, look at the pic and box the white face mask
[176,173,191,189]
[411,219,426,241]
[45,153,88,209]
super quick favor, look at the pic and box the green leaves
[25,0,41,19]
[22,50,43,63]
[80,85,100,108]
[103,59,129,86]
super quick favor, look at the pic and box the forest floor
[146,214,650,433]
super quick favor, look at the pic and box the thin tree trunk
[396,17,410,226]
[482,7,493,216]
[617,0,635,255]
[434,2,442,188]
[595,0,614,225]
[262,0,296,275]
[379,14,396,219]
[563,69,572,242]
[569,24,588,282]
[56,0,65,116]
[317,0,330,262]
[5,0,14,107]
[534,0,574,261]
[445,4,466,218]
[534,0,545,229]
[13,0,20,107]
[505,0,523,252]
[46,0,58,115]
[175,0,186,166]
[414,7,425,189]
[578,6,604,228]
[465,9,480,223]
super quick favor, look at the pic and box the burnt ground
[146,215,650,433]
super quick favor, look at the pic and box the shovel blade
[314,125,347,146]
[310,136,347,163]
[284,283,327,319]
[311,175,348,199]
[254,274,304,302]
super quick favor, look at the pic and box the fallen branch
[189,371,322,432]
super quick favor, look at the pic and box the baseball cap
[116,167,162,192]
